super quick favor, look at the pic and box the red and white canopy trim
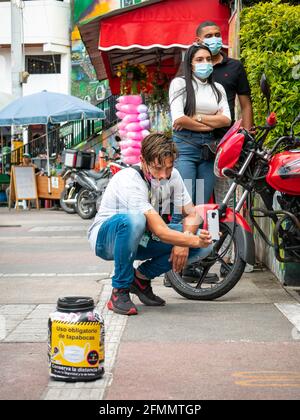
[98,0,229,52]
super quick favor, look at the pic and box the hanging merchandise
[116,95,150,165]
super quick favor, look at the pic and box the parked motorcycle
[59,168,80,214]
[74,167,111,219]
[76,147,128,219]
[166,74,300,300]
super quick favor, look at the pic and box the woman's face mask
[193,63,213,80]
[203,36,223,56]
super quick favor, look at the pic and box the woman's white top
[169,76,231,124]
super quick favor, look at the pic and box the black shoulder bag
[174,134,218,161]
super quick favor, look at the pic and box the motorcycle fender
[195,204,256,265]
[222,221,255,265]
[221,208,255,265]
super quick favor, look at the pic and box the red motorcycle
[167,75,300,300]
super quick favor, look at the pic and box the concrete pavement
[0,207,299,400]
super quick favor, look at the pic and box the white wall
[0,46,71,96]
[0,1,71,46]
[24,48,71,95]
[0,1,71,95]
[0,49,11,94]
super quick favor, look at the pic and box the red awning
[98,0,230,51]
[79,0,230,92]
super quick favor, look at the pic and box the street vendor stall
[7,167,65,209]
[36,175,65,200]
[0,91,105,196]
[79,0,230,93]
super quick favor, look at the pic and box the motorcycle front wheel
[76,188,97,219]
[165,222,246,300]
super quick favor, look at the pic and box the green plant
[146,70,171,109]
[240,0,300,144]
[242,0,299,6]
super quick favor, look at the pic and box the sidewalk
[0,208,299,400]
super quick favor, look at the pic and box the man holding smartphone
[88,134,213,316]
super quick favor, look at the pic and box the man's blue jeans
[95,213,212,289]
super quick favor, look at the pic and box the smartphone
[207,210,220,242]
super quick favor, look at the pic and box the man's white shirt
[88,167,192,252]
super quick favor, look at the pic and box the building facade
[0,0,71,96]
[71,0,145,103]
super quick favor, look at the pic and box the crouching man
[88,133,212,315]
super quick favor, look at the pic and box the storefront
[79,0,230,131]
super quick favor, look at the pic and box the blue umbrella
[0,91,105,192]
[0,90,105,125]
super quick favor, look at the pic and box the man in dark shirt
[195,20,253,133]
[165,21,254,286]
[196,21,253,277]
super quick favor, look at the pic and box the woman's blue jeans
[95,213,212,289]
[172,129,216,223]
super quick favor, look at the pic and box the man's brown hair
[141,133,178,166]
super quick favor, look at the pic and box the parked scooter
[165,74,300,300]
[59,168,80,214]
[60,149,99,216]
[76,147,128,219]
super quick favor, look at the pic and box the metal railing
[9,94,118,165]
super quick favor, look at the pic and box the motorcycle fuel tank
[266,150,300,195]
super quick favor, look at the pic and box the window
[25,55,61,74]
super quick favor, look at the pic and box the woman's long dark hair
[172,44,222,117]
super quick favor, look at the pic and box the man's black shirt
[213,52,251,138]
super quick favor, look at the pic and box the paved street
[0,207,300,400]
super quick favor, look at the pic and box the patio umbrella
[0,91,105,192]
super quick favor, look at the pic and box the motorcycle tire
[165,222,246,300]
[60,188,76,214]
[76,188,97,219]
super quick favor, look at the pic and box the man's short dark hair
[141,133,178,166]
[196,21,220,36]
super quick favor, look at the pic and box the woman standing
[169,44,231,221]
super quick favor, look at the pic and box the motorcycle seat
[84,169,108,180]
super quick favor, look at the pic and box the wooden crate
[36,175,65,200]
